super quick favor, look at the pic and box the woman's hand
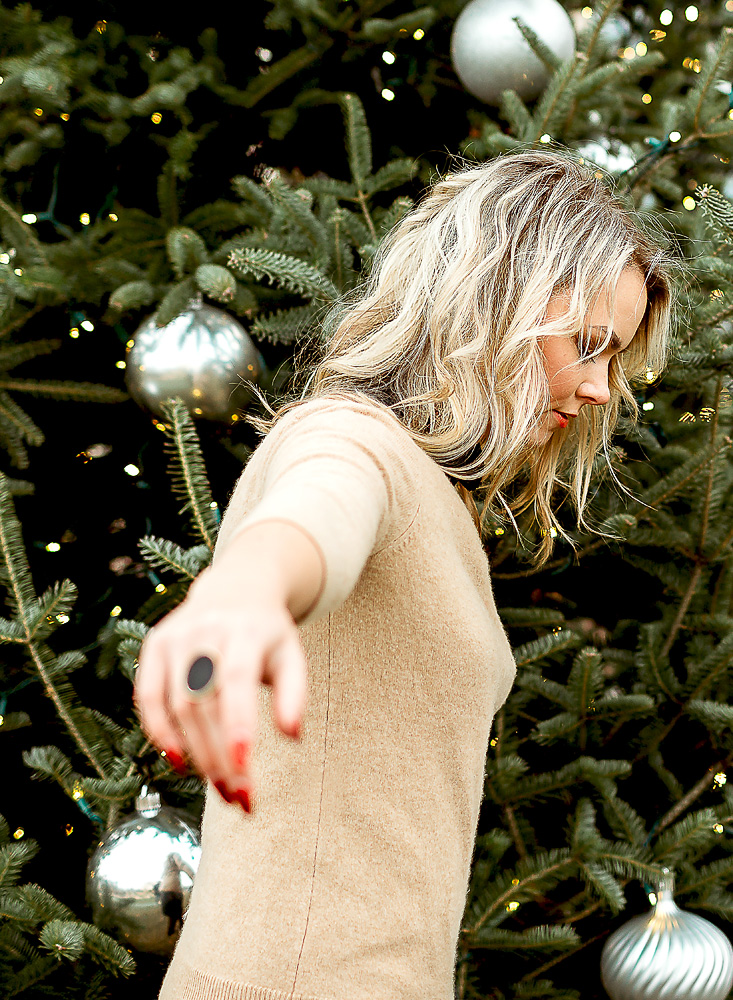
[132,564,308,812]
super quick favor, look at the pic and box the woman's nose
[578,371,610,406]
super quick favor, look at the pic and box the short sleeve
[217,398,420,626]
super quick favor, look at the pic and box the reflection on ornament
[575,137,636,175]
[450,0,575,105]
[86,786,201,955]
[601,869,733,1000]
[125,295,265,424]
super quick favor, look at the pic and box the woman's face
[534,267,648,443]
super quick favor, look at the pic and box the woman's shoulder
[266,392,413,444]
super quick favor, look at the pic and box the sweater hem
[164,963,335,1000]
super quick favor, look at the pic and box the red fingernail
[233,789,251,813]
[215,780,233,804]
[166,750,187,774]
[232,740,249,770]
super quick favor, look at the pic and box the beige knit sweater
[158,394,517,1000]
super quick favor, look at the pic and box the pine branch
[158,398,219,550]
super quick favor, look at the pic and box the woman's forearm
[191,520,326,624]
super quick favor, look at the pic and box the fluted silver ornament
[450,0,575,106]
[125,295,265,424]
[86,786,202,955]
[601,869,733,1000]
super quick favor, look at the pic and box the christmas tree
[1,1,733,997]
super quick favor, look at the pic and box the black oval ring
[186,655,217,697]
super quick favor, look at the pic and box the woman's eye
[574,338,598,364]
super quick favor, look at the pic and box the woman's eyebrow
[587,325,622,350]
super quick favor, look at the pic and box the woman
[134,149,680,1000]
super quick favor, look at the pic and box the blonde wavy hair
[245,148,685,567]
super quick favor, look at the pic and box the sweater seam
[373,500,421,557]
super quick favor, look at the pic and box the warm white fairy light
[660,9,673,24]
[124,464,140,476]
[382,51,396,64]
[109,606,122,618]
[381,88,395,101]
[45,542,61,552]
[413,28,424,39]
[685,5,698,20]
[581,6,593,16]
[669,131,681,142]
[540,134,552,143]
[151,112,162,124]
[636,41,647,56]
[714,772,727,786]
[642,402,655,411]
[682,196,696,210]
[22,214,37,224]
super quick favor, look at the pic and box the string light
[685,5,698,20]
[124,464,140,476]
[109,606,122,618]
[69,327,80,339]
[642,93,652,104]
[682,196,696,210]
[65,824,74,836]
[210,501,218,510]
[155,583,167,593]
[95,20,107,33]
[505,901,520,912]
[56,614,70,624]
[713,823,724,834]
[381,88,395,101]
[635,42,647,56]
[382,51,396,65]
[713,772,727,786]
[21,214,37,224]
[151,112,162,124]
[622,46,636,59]
[669,131,681,142]
[116,360,126,369]
[413,28,424,39]
[256,47,273,62]
[79,213,90,226]
[490,737,498,746]
[494,527,505,535]
[13,827,24,840]
[33,108,43,118]
[45,542,61,552]
[648,891,658,904]
[650,29,666,40]
[660,10,673,24]
[540,134,552,143]
[581,6,593,16]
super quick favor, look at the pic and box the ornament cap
[136,783,162,817]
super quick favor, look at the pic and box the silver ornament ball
[125,295,265,424]
[450,0,575,106]
[86,786,202,956]
[601,869,733,1000]
[575,137,636,175]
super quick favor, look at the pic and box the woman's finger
[263,628,308,740]
[134,631,187,770]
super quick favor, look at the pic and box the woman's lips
[553,410,569,428]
